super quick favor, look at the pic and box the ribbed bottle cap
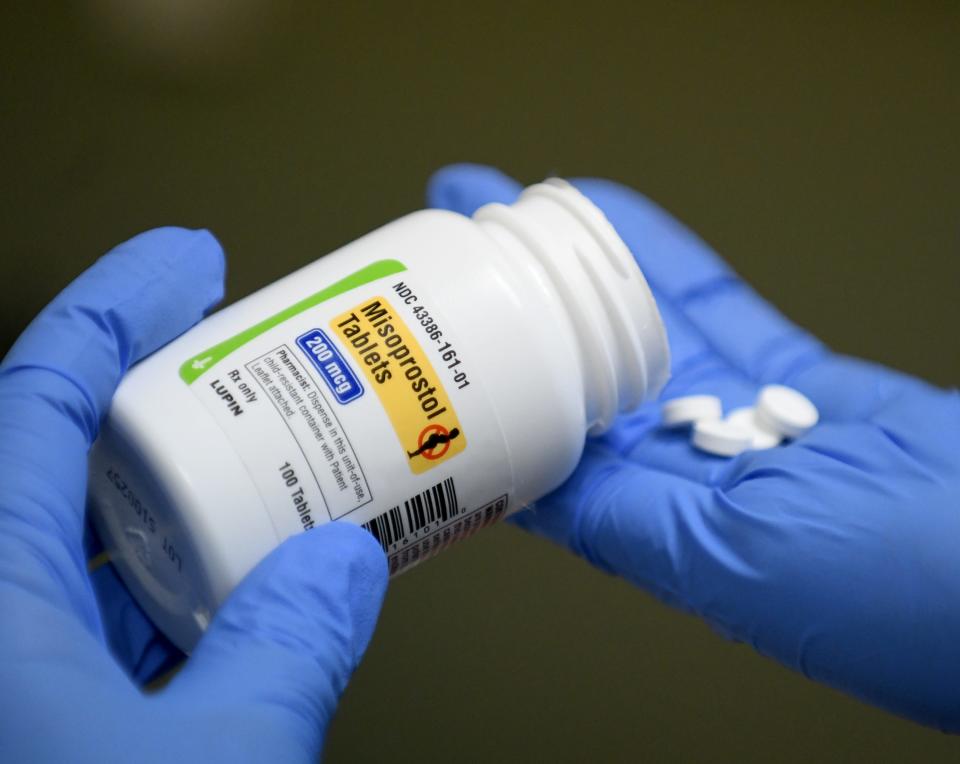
[527,179,671,412]
[476,179,670,434]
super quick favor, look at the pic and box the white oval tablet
[755,384,819,439]
[691,418,753,457]
[661,394,723,428]
[725,406,782,450]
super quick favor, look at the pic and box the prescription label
[331,297,466,474]
[176,258,511,574]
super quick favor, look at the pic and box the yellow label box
[331,296,466,474]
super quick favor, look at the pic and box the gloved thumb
[163,523,388,758]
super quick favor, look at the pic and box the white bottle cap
[725,406,782,450]
[478,179,670,434]
[692,418,753,456]
[755,384,819,439]
[661,394,723,428]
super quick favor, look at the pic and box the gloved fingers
[786,352,927,423]
[799,360,960,469]
[569,178,828,385]
[868,385,960,470]
[165,523,387,757]
[427,163,523,213]
[0,227,224,450]
[88,558,184,685]
[511,442,729,613]
[0,228,224,630]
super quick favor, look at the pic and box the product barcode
[362,505,405,551]
[362,477,459,553]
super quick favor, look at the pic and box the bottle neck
[474,179,669,435]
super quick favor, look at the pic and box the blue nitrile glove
[428,164,960,731]
[0,229,388,762]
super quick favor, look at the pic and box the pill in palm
[725,406,782,450]
[691,418,753,457]
[661,394,723,428]
[755,384,819,439]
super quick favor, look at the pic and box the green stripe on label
[179,258,407,384]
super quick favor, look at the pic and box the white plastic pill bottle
[88,179,670,651]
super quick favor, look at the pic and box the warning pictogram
[408,424,461,461]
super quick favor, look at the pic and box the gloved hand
[0,228,388,762]
[429,164,960,731]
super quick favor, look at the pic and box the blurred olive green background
[2,2,959,761]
